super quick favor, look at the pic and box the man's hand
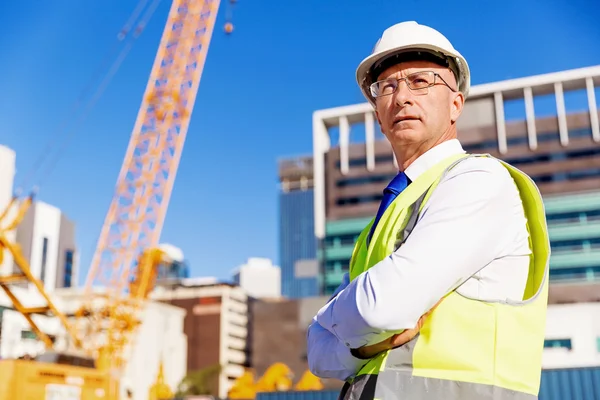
[352,297,444,359]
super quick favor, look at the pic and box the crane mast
[77,0,223,368]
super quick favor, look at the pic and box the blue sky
[0,0,599,284]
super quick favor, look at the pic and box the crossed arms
[306,158,525,381]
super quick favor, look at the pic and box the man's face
[374,60,464,147]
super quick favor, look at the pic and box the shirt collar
[403,139,465,182]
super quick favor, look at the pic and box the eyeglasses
[369,71,457,98]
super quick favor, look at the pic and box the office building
[152,281,250,399]
[313,65,600,295]
[278,156,319,298]
[0,145,80,292]
[14,201,78,291]
[15,201,78,291]
[232,257,281,299]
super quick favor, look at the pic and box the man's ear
[450,92,465,123]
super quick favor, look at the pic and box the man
[306,21,550,399]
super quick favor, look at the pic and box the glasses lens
[406,71,435,90]
[371,78,398,97]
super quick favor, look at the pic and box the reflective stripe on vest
[340,153,550,400]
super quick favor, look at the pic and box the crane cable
[16,0,163,194]
[224,0,237,34]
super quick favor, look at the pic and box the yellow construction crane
[76,0,228,379]
[0,0,237,398]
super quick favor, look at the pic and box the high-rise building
[312,64,600,296]
[277,156,319,298]
[15,201,78,291]
[232,257,281,299]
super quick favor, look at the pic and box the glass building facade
[278,155,319,298]
[279,189,319,298]
[322,217,370,295]
[544,190,600,283]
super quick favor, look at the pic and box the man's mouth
[393,116,420,124]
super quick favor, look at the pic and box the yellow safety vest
[340,153,550,400]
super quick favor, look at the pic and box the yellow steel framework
[0,194,81,351]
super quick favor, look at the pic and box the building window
[40,237,49,283]
[324,233,358,247]
[21,330,37,340]
[549,267,600,282]
[64,250,74,288]
[155,259,190,284]
[544,338,572,350]
[325,283,340,295]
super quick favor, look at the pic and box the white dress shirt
[307,139,531,381]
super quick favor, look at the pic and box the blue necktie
[367,172,410,245]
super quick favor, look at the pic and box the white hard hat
[356,21,471,106]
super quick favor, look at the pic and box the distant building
[249,295,343,391]
[232,257,281,299]
[15,201,78,291]
[278,155,319,298]
[0,145,78,292]
[152,282,250,399]
[155,243,190,284]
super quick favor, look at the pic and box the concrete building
[312,64,600,295]
[152,282,250,399]
[0,287,187,400]
[0,145,17,277]
[278,156,319,299]
[232,257,281,299]
[15,201,78,291]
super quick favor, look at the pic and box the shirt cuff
[316,275,392,349]
[307,321,369,381]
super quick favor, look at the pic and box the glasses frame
[369,70,458,98]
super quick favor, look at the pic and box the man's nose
[393,80,413,106]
